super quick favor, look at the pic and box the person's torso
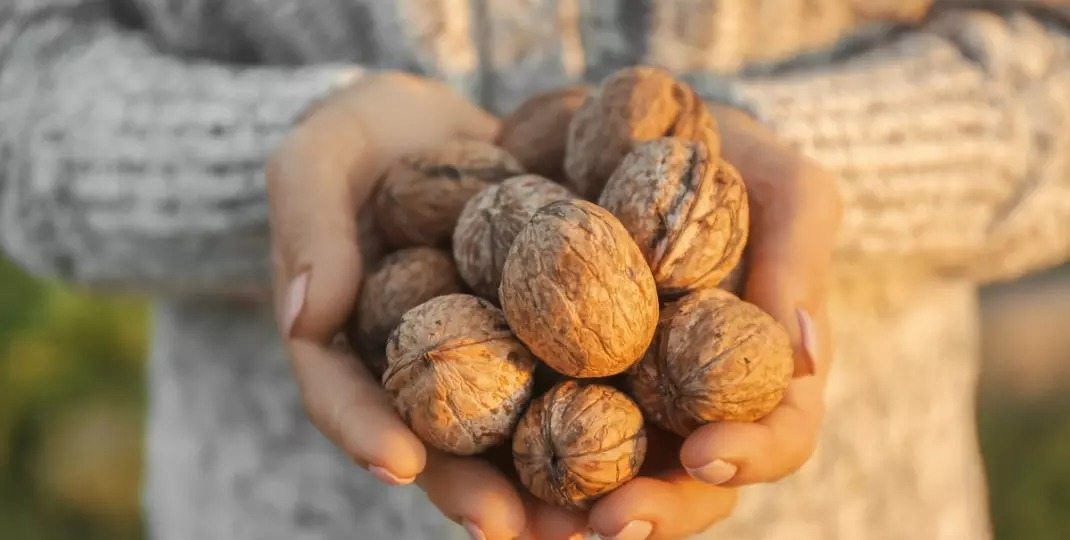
[131,1,992,537]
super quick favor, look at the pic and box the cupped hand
[587,105,842,540]
[267,72,579,539]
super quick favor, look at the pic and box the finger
[522,496,588,540]
[417,450,527,540]
[588,472,737,540]
[288,341,426,481]
[679,368,826,486]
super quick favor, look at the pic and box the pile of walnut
[348,66,794,510]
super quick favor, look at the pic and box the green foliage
[980,392,1070,540]
[0,259,146,540]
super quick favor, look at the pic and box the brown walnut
[453,175,574,301]
[349,247,463,377]
[374,140,524,248]
[498,85,591,181]
[499,200,659,378]
[383,294,536,455]
[512,381,647,509]
[599,138,748,298]
[564,66,720,199]
[629,289,793,436]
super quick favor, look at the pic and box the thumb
[742,164,840,378]
[712,104,840,377]
[268,137,366,343]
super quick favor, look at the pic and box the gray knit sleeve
[693,9,1070,283]
[0,1,361,294]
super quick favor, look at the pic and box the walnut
[453,175,574,301]
[599,138,748,298]
[564,67,720,199]
[348,247,463,377]
[628,289,793,436]
[499,200,659,378]
[498,85,591,181]
[383,294,536,455]
[513,381,647,509]
[374,140,524,248]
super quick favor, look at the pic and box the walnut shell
[513,381,647,509]
[564,66,720,199]
[499,200,659,378]
[384,294,536,455]
[453,175,574,301]
[498,85,591,181]
[629,289,793,436]
[599,138,748,298]
[349,247,463,376]
[374,140,524,248]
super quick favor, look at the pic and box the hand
[268,72,565,539]
[587,105,842,540]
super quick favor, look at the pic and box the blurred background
[0,256,1067,539]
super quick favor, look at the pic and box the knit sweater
[1,1,1069,539]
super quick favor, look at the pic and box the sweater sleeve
[0,1,363,294]
[693,8,1070,283]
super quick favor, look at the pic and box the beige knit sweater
[2,1,1069,539]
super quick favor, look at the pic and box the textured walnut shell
[499,200,659,378]
[498,85,591,181]
[599,138,748,298]
[349,247,463,377]
[513,381,647,509]
[564,66,720,199]
[384,294,536,455]
[629,289,793,436]
[453,175,574,301]
[374,140,524,247]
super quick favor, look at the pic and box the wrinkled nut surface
[565,66,720,199]
[350,247,463,376]
[500,200,659,378]
[453,175,574,301]
[629,289,793,436]
[384,294,536,455]
[374,140,524,247]
[599,138,748,298]
[513,381,647,509]
[498,85,591,181]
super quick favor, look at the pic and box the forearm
[693,7,1070,280]
[0,2,359,294]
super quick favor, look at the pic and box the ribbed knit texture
[1,1,1068,539]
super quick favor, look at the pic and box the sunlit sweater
[2,1,1069,539]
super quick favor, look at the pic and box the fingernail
[598,520,652,540]
[463,519,486,540]
[686,458,738,485]
[282,272,310,337]
[567,533,587,540]
[368,465,415,486]
[796,307,819,376]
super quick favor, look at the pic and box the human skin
[267,73,840,540]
